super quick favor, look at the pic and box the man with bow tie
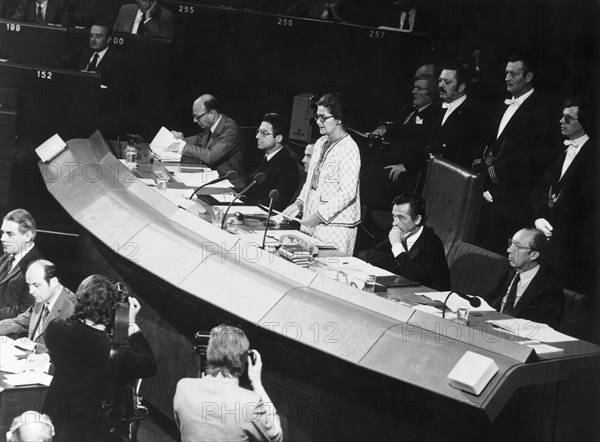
[486,228,564,329]
[473,52,558,254]
[0,209,43,320]
[427,62,486,169]
[533,97,596,295]
[0,260,75,353]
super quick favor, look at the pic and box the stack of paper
[487,318,577,343]
[149,126,183,162]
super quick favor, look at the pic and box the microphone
[261,189,280,249]
[441,291,481,319]
[220,172,265,229]
[189,170,238,200]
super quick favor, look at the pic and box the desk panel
[0,20,66,67]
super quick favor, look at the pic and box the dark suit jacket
[428,96,486,169]
[488,265,564,329]
[475,91,558,211]
[12,0,70,25]
[0,285,75,348]
[533,138,596,293]
[113,3,175,39]
[44,319,157,439]
[364,226,450,291]
[0,245,43,320]
[182,114,246,189]
[61,45,128,92]
[245,147,300,211]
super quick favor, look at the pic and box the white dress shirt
[561,134,589,178]
[497,88,534,138]
[392,225,423,257]
[441,94,467,126]
[500,264,540,311]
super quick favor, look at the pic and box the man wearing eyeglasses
[487,228,563,328]
[532,97,595,295]
[167,94,246,188]
[473,52,559,254]
[243,113,299,211]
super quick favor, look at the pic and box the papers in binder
[150,126,184,162]
[35,134,66,162]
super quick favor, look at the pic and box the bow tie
[563,139,578,148]
[441,102,450,109]
[504,98,521,106]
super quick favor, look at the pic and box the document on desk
[315,256,394,277]
[487,318,577,342]
[415,291,495,313]
[173,171,233,188]
[149,126,183,162]
[4,371,53,387]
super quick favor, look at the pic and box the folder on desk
[375,275,420,288]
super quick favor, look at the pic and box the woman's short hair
[206,324,249,378]
[317,92,345,121]
[71,275,118,331]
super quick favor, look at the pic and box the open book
[149,126,184,162]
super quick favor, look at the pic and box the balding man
[8,411,55,442]
[168,94,246,188]
[0,260,75,352]
[1,209,43,320]
[487,228,564,329]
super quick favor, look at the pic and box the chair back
[560,289,592,340]
[447,241,509,299]
[421,155,482,253]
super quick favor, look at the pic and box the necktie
[402,12,411,30]
[0,254,15,282]
[87,52,99,71]
[501,272,520,314]
[401,238,408,251]
[137,13,145,35]
[504,98,521,107]
[39,303,50,329]
[37,5,43,23]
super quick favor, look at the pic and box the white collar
[442,94,467,110]
[45,285,63,312]
[564,134,589,150]
[507,87,534,106]
[210,114,222,133]
[265,145,284,161]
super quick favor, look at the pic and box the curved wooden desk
[37,131,600,440]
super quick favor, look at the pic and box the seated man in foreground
[486,227,564,329]
[174,324,283,442]
[363,194,450,290]
[0,260,75,352]
[168,94,246,189]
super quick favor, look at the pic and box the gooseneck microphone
[261,189,280,249]
[220,172,265,229]
[189,170,238,200]
[441,291,482,319]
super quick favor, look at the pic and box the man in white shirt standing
[113,0,175,39]
[0,209,43,320]
[473,52,558,254]
[533,97,595,295]
[488,228,563,329]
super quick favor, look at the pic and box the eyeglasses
[192,111,209,122]
[256,129,276,138]
[507,238,535,251]
[561,115,579,124]
[314,114,334,123]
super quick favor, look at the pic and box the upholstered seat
[446,240,509,299]
[559,289,592,340]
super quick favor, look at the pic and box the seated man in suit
[0,260,75,352]
[174,324,282,442]
[363,194,450,290]
[12,0,70,26]
[1,209,43,320]
[428,62,486,169]
[487,228,564,329]
[167,94,246,189]
[113,0,174,39]
[244,113,299,211]
[61,20,128,91]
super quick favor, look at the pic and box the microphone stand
[441,291,481,319]
[189,171,238,200]
[261,189,279,249]
[221,173,265,229]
